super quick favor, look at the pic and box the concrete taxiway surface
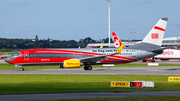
[0,60,5,63]
[1,91,180,101]
[0,66,180,75]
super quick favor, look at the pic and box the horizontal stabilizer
[150,47,169,53]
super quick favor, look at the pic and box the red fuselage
[5,48,137,66]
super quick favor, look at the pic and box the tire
[88,66,92,70]
[21,68,24,71]
[84,66,87,70]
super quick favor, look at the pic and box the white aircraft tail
[112,32,124,48]
[142,18,168,46]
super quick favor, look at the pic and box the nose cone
[4,57,10,62]
[4,57,15,63]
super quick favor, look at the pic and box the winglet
[114,43,125,54]
[100,45,103,48]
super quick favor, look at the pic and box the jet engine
[63,60,81,68]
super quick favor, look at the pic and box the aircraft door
[24,51,29,60]
[137,50,141,57]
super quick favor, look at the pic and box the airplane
[5,18,168,71]
[112,24,176,63]
[112,32,124,48]
[143,49,180,62]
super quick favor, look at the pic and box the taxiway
[1,91,180,101]
[0,66,180,75]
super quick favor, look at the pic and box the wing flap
[80,43,125,63]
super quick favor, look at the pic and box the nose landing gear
[15,65,24,71]
[20,67,24,71]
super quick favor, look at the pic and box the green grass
[1,63,180,70]
[30,96,180,101]
[0,52,14,55]
[0,75,180,95]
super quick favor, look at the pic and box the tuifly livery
[5,18,168,71]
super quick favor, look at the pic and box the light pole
[107,0,111,47]
[177,24,179,49]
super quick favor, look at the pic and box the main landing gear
[84,65,92,70]
[15,65,24,71]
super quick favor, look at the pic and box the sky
[0,0,180,41]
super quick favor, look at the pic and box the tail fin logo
[114,40,120,48]
[112,32,123,48]
[151,33,159,39]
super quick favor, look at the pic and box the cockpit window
[11,52,21,57]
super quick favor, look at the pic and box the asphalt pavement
[1,91,180,101]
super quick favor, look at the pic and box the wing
[80,43,125,63]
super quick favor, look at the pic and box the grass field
[1,63,180,70]
[0,52,15,55]
[0,75,180,95]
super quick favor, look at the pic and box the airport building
[86,37,180,49]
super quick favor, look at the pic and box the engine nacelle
[63,60,81,68]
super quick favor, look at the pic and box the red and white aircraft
[112,32,124,48]
[112,26,180,62]
[5,18,168,71]
[143,49,180,62]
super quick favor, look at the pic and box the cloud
[8,2,32,6]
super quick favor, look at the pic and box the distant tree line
[0,37,113,52]
[0,37,141,52]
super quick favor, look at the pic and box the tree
[35,35,38,41]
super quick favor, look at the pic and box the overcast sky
[0,0,180,41]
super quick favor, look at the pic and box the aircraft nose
[4,57,9,62]
[4,57,12,62]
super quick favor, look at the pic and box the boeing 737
[5,18,168,71]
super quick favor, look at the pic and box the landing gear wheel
[152,57,155,62]
[87,66,92,70]
[84,66,87,70]
[20,67,24,71]
[84,65,92,70]
[59,65,63,68]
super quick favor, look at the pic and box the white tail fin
[112,32,124,48]
[142,18,168,46]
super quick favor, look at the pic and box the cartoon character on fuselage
[5,18,168,71]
